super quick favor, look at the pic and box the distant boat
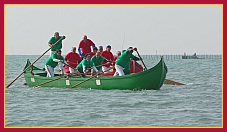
[23,57,168,90]
[182,53,200,59]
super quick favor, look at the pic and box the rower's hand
[49,44,53,48]
[62,36,66,40]
[58,70,64,74]
[85,70,89,74]
[133,47,137,51]
[106,61,111,65]
[136,57,141,61]
[97,72,102,76]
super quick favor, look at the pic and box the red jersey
[65,52,81,68]
[101,50,114,67]
[78,39,95,54]
[113,55,119,66]
[130,60,143,73]
[89,52,95,57]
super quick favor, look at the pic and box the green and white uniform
[114,50,139,76]
[45,54,65,77]
[90,56,108,72]
[76,59,92,73]
[49,36,63,55]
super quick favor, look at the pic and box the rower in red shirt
[64,47,81,73]
[78,35,96,57]
[101,45,114,73]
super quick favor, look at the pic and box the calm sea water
[5,55,222,127]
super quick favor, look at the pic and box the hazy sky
[5,4,222,55]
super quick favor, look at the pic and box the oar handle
[6,37,64,88]
[87,62,115,70]
[134,48,147,70]
[62,61,82,76]
[65,61,115,72]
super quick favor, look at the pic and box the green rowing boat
[23,57,168,90]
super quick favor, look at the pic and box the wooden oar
[7,76,24,84]
[133,48,185,86]
[34,75,64,88]
[164,79,185,85]
[34,62,107,88]
[71,67,114,88]
[35,61,79,87]
[62,61,82,76]
[34,70,80,88]
[6,37,64,88]
[134,48,147,70]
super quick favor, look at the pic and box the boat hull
[23,58,167,90]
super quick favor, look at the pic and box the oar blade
[164,79,185,85]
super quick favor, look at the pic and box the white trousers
[102,66,113,74]
[113,64,125,76]
[91,68,102,74]
[45,65,55,77]
[45,64,63,77]
[69,67,75,73]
